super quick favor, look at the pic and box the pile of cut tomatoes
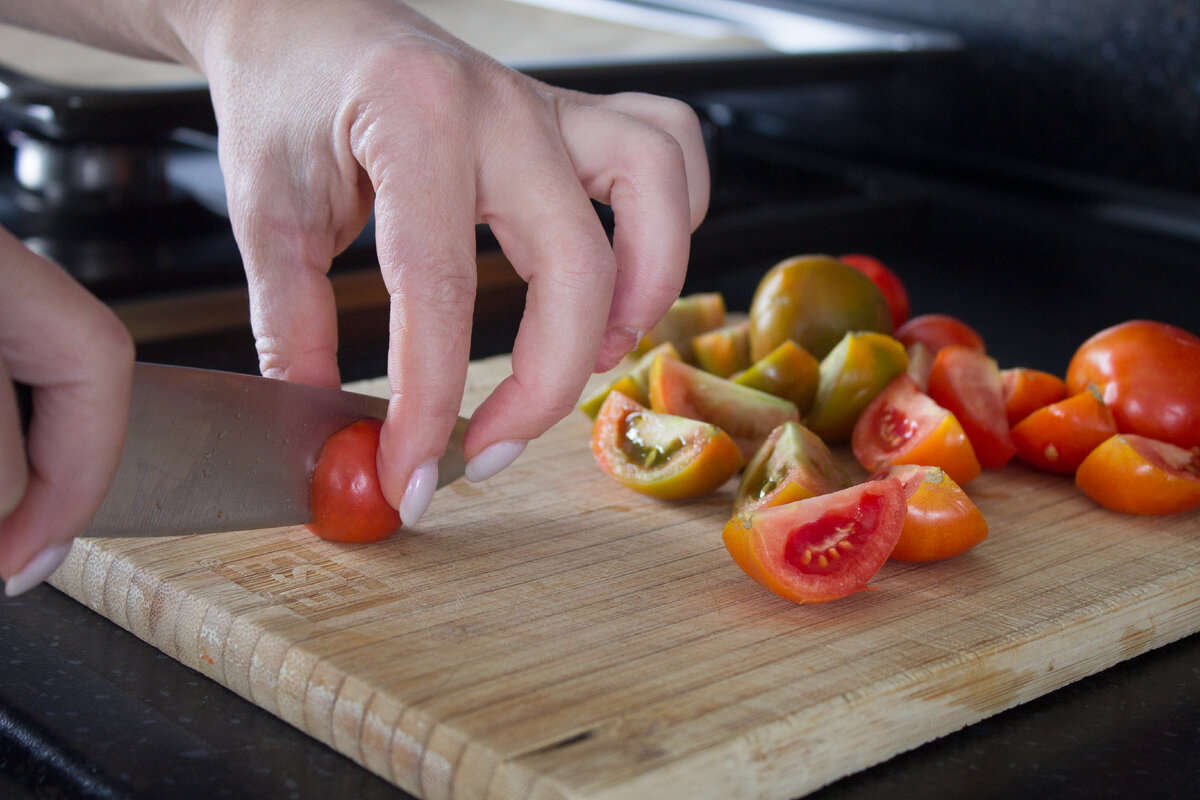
[583,253,1200,605]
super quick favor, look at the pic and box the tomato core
[783,492,882,575]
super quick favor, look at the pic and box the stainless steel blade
[83,363,467,537]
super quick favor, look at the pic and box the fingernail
[399,459,438,527]
[465,440,527,483]
[4,541,73,598]
[595,327,645,372]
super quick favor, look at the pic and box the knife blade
[18,363,467,537]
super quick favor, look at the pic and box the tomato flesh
[307,419,402,543]
[734,421,848,515]
[926,346,1016,469]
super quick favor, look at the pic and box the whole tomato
[1066,320,1200,449]
[307,419,402,543]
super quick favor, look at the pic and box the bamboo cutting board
[49,355,1200,799]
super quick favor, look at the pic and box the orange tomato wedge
[1001,367,1068,425]
[1075,434,1200,515]
[880,464,988,562]
[1011,386,1118,474]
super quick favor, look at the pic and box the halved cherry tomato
[591,391,743,500]
[805,331,909,443]
[634,292,726,363]
[1075,434,1200,515]
[879,464,988,562]
[1011,386,1118,474]
[732,339,820,416]
[307,419,401,543]
[649,355,799,460]
[692,322,751,378]
[839,253,911,329]
[734,421,849,515]
[1066,320,1200,449]
[722,478,906,604]
[852,375,982,485]
[579,342,680,419]
[926,346,1017,469]
[895,313,986,356]
[1001,367,1068,425]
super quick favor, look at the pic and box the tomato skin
[692,322,752,378]
[1066,320,1200,449]
[634,292,726,363]
[839,253,911,329]
[1011,387,1118,474]
[879,465,988,562]
[734,421,849,515]
[733,339,820,416]
[805,331,909,443]
[852,375,982,485]
[1001,367,1067,425]
[1075,434,1200,515]
[926,346,1017,469]
[722,478,906,604]
[307,419,402,543]
[895,314,986,356]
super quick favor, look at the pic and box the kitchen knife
[16,363,467,537]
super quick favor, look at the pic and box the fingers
[0,231,134,594]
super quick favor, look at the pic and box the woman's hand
[185,0,710,523]
[0,229,134,596]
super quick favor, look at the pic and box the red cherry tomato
[926,346,1017,469]
[722,478,906,604]
[1075,434,1200,515]
[839,253,911,329]
[1066,320,1200,449]
[1011,386,1118,474]
[307,419,402,543]
[895,313,986,356]
[879,464,988,563]
[1000,367,1067,425]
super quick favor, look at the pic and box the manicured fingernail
[595,327,645,372]
[4,541,73,598]
[465,440,526,483]
[399,458,438,527]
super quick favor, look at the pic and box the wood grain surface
[49,355,1200,799]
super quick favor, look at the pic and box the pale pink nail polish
[399,458,438,526]
[465,440,527,483]
[4,541,73,598]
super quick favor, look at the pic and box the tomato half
[1011,386,1118,474]
[852,375,982,485]
[649,355,799,460]
[732,339,820,416]
[734,421,849,515]
[633,292,726,363]
[839,253,911,329]
[591,391,743,500]
[895,313,986,356]
[1075,434,1200,515]
[879,464,988,562]
[805,331,909,443]
[1001,367,1067,425]
[722,478,906,604]
[1066,320,1200,449]
[926,346,1017,469]
[307,419,402,543]
[692,322,751,378]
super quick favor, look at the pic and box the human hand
[185,0,710,523]
[0,228,134,597]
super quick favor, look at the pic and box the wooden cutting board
[48,354,1200,800]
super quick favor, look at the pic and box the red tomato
[895,313,986,356]
[307,419,402,543]
[926,346,1017,469]
[852,375,982,485]
[1001,367,1068,425]
[1075,434,1200,515]
[839,253,911,329]
[1066,320,1200,449]
[1011,386,1118,474]
[722,478,906,604]
[879,464,988,562]
[591,391,743,500]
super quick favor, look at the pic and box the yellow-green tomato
[748,255,892,362]
[734,421,849,516]
[733,339,820,417]
[806,331,909,442]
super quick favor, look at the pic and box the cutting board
[48,354,1200,799]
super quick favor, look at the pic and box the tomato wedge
[579,342,680,419]
[723,478,906,604]
[839,253,911,329]
[692,322,751,378]
[734,421,849,515]
[926,346,1017,469]
[732,339,820,416]
[307,419,402,543]
[1011,386,1118,474]
[895,313,986,356]
[1075,434,1200,515]
[1001,367,1068,425]
[592,391,743,500]
[879,465,988,562]
[649,355,799,460]
[805,331,909,443]
[852,375,982,485]
[634,292,726,363]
